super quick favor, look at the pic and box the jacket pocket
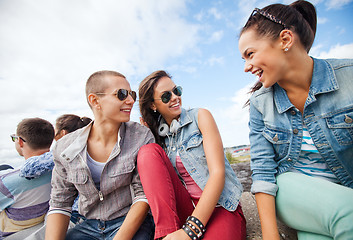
[183,131,206,161]
[107,160,135,188]
[68,169,90,194]
[69,169,89,184]
[262,125,290,159]
[326,110,353,145]
[184,131,203,151]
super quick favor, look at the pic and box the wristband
[186,222,200,234]
[182,224,199,240]
[186,216,206,235]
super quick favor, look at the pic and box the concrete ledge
[240,192,297,240]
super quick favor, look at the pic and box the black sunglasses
[96,89,137,101]
[10,134,26,142]
[154,86,183,104]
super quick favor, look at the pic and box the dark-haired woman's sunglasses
[96,89,137,101]
[154,86,183,104]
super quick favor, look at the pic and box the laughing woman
[238,1,353,239]
[137,70,246,240]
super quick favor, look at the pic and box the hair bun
[290,0,317,36]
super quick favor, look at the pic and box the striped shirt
[288,126,339,183]
[0,153,52,239]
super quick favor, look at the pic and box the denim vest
[249,58,353,196]
[163,108,243,211]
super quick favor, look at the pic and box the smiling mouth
[254,69,263,80]
[170,100,180,108]
[121,109,131,113]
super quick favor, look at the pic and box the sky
[1,0,353,167]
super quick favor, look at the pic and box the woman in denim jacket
[238,1,353,239]
[137,70,246,240]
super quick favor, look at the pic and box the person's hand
[163,229,190,240]
[139,117,149,128]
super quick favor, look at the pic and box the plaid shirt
[49,121,154,221]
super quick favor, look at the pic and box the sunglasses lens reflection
[130,91,137,101]
[117,89,137,101]
[117,89,128,101]
[173,86,182,96]
[161,91,172,103]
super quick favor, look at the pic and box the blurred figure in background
[1,118,54,239]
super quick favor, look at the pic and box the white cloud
[335,26,346,35]
[208,7,222,20]
[312,43,353,58]
[0,0,202,165]
[208,30,224,43]
[325,0,353,9]
[211,84,253,147]
[317,17,328,24]
[207,56,224,66]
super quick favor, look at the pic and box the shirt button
[62,154,66,158]
[291,110,296,115]
[288,158,292,161]
[272,134,279,142]
[293,129,299,134]
[344,115,353,124]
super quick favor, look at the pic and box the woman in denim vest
[137,70,246,240]
[238,1,353,239]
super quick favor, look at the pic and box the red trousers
[137,143,246,240]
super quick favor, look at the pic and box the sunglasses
[10,134,26,142]
[96,89,137,101]
[155,86,183,104]
[248,8,288,29]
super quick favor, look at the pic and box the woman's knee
[137,143,166,169]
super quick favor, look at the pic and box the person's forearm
[45,213,70,240]
[255,192,280,240]
[190,169,225,226]
[194,108,226,226]
[113,201,150,240]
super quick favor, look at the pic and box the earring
[284,47,289,52]
[153,109,156,113]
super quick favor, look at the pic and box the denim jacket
[50,121,154,221]
[249,58,353,196]
[164,108,243,211]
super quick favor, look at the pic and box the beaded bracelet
[182,224,199,240]
[186,216,206,235]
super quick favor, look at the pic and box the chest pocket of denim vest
[263,126,290,160]
[184,131,204,160]
[325,110,353,145]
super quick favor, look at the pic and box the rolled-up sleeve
[49,149,78,212]
[249,103,279,196]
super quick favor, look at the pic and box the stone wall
[232,162,298,240]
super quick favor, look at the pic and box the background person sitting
[0,118,54,239]
[12,114,92,240]
[54,114,92,141]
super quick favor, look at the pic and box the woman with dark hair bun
[54,114,92,140]
[238,0,353,239]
